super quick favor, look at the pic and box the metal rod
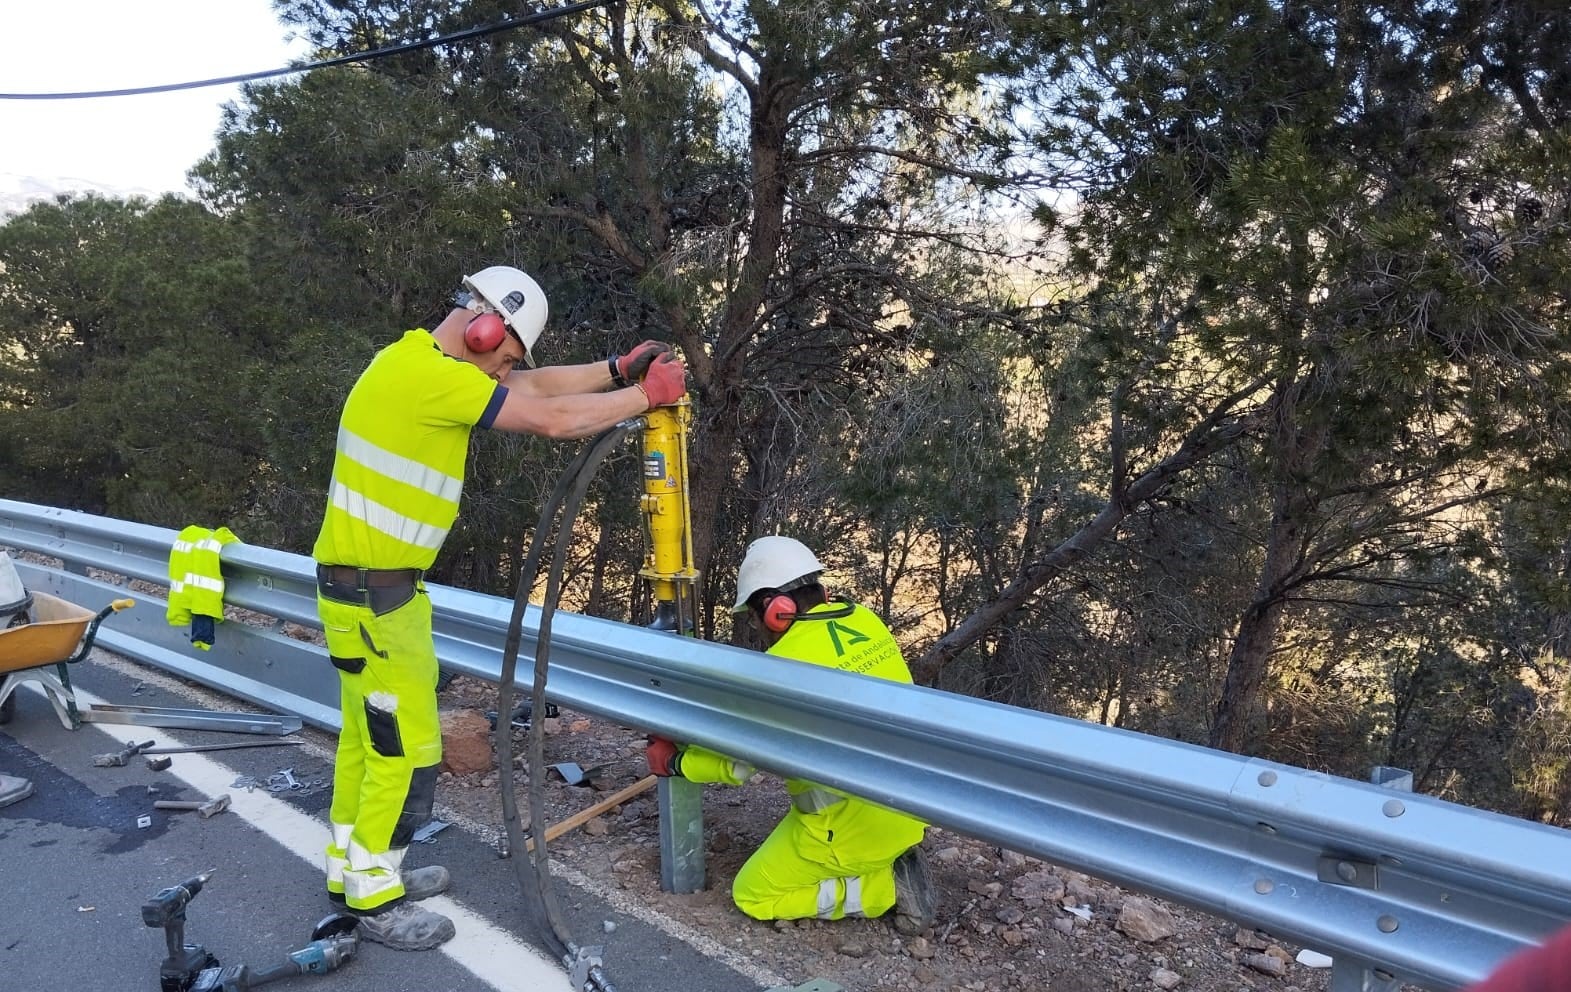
[81,703,302,735]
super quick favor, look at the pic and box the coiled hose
[495,421,639,992]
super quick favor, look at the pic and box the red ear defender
[464,312,508,353]
[761,594,797,633]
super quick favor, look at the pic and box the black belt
[315,565,423,614]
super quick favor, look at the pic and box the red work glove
[646,736,683,777]
[614,340,672,384]
[638,352,687,409]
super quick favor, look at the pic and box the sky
[0,1,310,194]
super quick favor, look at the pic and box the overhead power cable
[0,0,612,100]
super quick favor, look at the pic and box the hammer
[153,794,231,818]
[93,739,157,767]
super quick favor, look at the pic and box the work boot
[0,774,32,808]
[330,866,450,905]
[890,846,937,936]
[353,901,456,951]
[401,865,450,901]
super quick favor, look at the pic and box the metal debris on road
[412,820,450,844]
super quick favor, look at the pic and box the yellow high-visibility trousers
[732,799,925,921]
[318,589,442,912]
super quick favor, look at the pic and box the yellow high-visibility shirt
[313,329,505,570]
[680,601,917,797]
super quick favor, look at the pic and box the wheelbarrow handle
[68,598,136,666]
[92,599,135,622]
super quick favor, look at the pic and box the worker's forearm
[492,386,649,439]
[505,360,615,397]
[678,744,755,786]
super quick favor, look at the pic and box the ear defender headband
[752,589,855,634]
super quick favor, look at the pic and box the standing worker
[645,536,938,933]
[313,264,685,951]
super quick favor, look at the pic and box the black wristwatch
[607,354,628,388]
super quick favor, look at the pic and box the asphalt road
[0,658,775,992]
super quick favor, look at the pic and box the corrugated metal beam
[3,498,1569,989]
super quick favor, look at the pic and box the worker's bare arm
[491,386,648,440]
[504,361,614,397]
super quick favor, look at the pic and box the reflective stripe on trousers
[792,788,845,814]
[343,836,407,906]
[325,822,352,894]
[813,875,867,918]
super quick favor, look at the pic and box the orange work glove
[638,352,687,409]
[646,736,683,777]
[614,340,672,384]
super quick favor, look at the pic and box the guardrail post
[1328,766,1417,992]
[1330,963,1402,992]
[1371,765,1414,792]
[658,775,705,893]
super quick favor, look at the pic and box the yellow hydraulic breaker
[639,395,699,634]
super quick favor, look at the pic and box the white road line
[35,683,572,992]
[78,653,794,988]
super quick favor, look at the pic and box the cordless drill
[142,870,220,992]
[143,870,360,991]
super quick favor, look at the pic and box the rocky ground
[433,674,1339,992]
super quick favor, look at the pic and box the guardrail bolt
[1258,771,1278,787]
[1377,915,1399,933]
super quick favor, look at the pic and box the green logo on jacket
[825,620,870,657]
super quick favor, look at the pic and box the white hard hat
[461,265,548,367]
[732,536,825,613]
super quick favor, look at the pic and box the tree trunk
[1209,377,1325,753]
[584,504,614,618]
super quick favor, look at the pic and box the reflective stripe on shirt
[338,426,464,506]
[328,478,449,551]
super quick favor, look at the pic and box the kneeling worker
[646,536,937,933]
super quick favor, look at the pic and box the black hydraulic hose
[496,421,638,987]
[525,425,634,991]
[496,436,600,956]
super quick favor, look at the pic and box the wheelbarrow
[0,592,135,730]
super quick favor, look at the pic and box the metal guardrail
[3,497,1569,991]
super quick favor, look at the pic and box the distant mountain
[0,172,168,218]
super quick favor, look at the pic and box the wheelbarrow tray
[1,591,133,730]
[0,592,98,673]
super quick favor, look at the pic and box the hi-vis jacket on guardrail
[166,525,238,650]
